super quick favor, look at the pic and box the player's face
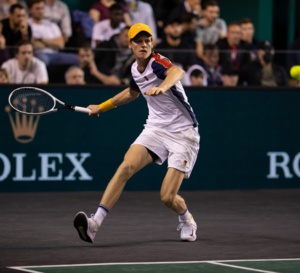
[129,34,153,60]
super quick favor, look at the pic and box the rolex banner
[1,86,300,192]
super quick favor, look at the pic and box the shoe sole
[73,212,93,243]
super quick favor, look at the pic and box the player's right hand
[87,105,101,117]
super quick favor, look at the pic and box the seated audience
[123,0,157,42]
[91,3,126,48]
[0,67,9,83]
[0,0,28,20]
[182,64,208,86]
[43,0,72,43]
[217,22,251,74]
[155,18,197,71]
[238,40,288,87]
[89,0,129,24]
[28,0,79,66]
[65,66,85,85]
[1,3,32,57]
[95,26,134,84]
[1,40,48,84]
[0,21,10,65]
[195,0,227,59]
[240,17,259,61]
[220,65,239,86]
[198,44,222,86]
[168,0,201,22]
[79,44,121,85]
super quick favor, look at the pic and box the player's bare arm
[88,87,140,116]
[144,65,185,96]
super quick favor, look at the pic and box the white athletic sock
[179,209,191,221]
[93,204,108,227]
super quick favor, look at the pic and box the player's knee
[160,192,175,207]
[119,161,135,178]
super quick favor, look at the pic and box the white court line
[208,261,279,273]
[8,258,300,272]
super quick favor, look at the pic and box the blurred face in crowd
[10,7,26,28]
[66,68,85,85]
[30,1,45,21]
[119,28,129,48]
[78,48,94,67]
[165,22,182,39]
[204,5,220,23]
[240,22,254,43]
[221,74,238,86]
[16,44,33,69]
[0,69,9,83]
[203,48,219,67]
[110,8,123,27]
[227,24,241,46]
[190,74,204,86]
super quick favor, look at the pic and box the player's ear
[128,41,132,49]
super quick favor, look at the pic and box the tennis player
[74,23,200,243]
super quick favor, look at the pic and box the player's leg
[160,167,197,242]
[74,144,153,243]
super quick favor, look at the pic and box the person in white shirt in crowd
[123,0,157,44]
[43,0,72,43]
[195,0,227,59]
[91,3,126,48]
[28,0,79,66]
[65,66,85,85]
[1,39,48,83]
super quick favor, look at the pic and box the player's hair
[9,3,25,14]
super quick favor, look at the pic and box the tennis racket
[8,86,91,115]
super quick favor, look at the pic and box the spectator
[1,3,32,57]
[198,44,222,86]
[43,0,72,43]
[0,21,10,65]
[238,40,288,87]
[220,65,239,86]
[0,0,28,20]
[1,40,48,84]
[65,66,85,85]
[168,0,201,22]
[89,0,129,24]
[0,67,9,83]
[95,26,134,84]
[180,12,198,49]
[79,44,121,85]
[28,0,79,66]
[91,3,126,48]
[240,17,259,62]
[123,0,157,42]
[217,22,251,74]
[182,64,208,86]
[155,18,197,71]
[195,0,227,59]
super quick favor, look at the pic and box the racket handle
[74,106,91,114]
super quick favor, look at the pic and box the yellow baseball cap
[128,23,152,40]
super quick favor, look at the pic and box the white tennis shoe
[177,214,197,241]
[73,211,99,243]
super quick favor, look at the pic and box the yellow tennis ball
[290,65,300,79]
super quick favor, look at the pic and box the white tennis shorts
[132,125,200,179]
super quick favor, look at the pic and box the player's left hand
[144,87,166,96]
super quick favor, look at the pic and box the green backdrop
[1,85,300,192]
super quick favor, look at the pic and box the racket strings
[10,88,55,114]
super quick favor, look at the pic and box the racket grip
[74,106,91,114]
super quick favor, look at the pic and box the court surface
[0,189,299,273]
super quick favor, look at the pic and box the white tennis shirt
[130,53,198,132]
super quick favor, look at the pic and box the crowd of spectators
[0,0,298,87]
